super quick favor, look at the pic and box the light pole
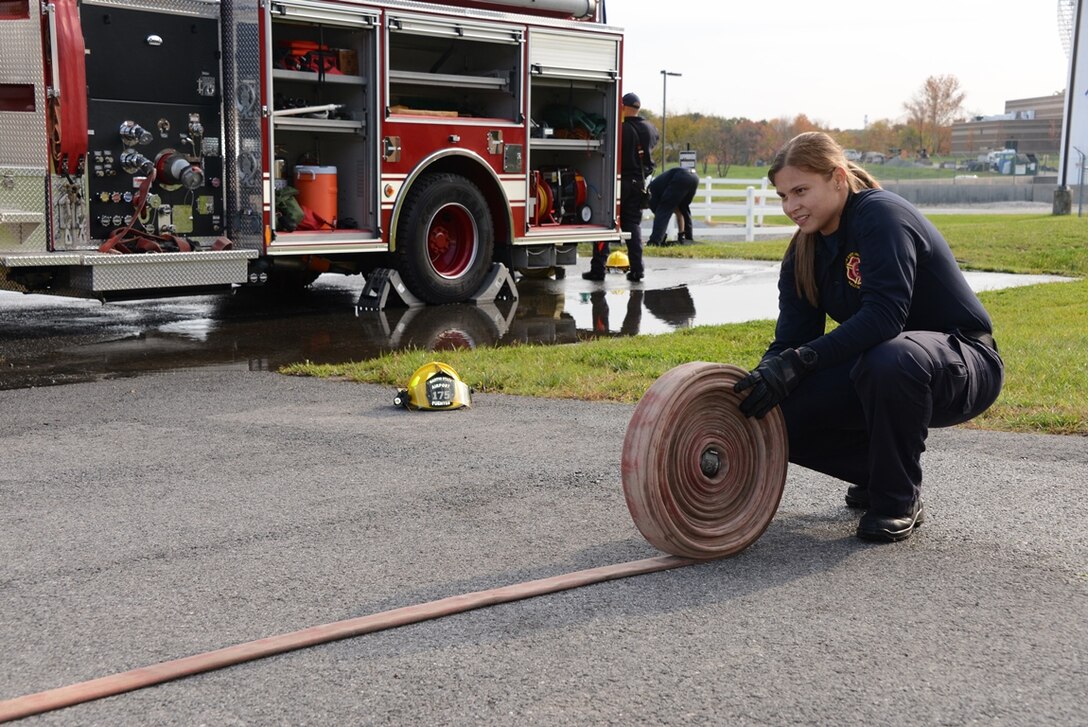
[660,70,682,173]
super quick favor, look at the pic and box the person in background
[584,92,658,283]
[733,131,1004,543]
[645,166,699,246]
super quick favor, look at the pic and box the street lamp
[660,69,682,172]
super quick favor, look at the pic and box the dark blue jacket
[768,188,993,369]
[622,116,658,178]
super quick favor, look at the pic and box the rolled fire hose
[0,362,786,722]
[623,361,787,559]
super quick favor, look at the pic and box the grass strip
[282,214,1087,436]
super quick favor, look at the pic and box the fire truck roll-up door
[523,27,620,244]
[427,0,599,19]
[259,1,380,254]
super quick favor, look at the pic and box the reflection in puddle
[581,287,697,335]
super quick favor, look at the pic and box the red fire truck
[0,0,625,304]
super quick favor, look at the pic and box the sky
[604,0,1073,129]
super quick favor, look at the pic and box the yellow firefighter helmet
[606,250,630,271]
[393,361,472,411]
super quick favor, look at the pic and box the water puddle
[0,259,1074,389]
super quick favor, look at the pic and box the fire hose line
[0,362,786,723]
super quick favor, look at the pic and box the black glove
[734,346,818,419]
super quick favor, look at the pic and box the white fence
[645,176,785,242]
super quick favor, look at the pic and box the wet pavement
[0,256,1071,390]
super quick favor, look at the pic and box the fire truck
[0,0,625,304]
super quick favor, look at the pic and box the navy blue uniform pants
[590,175,644,276]
[779,331,1004,515]
[648,175,698,245]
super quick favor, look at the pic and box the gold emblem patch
[845,252,862,288]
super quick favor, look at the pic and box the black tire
[395,173,495,305]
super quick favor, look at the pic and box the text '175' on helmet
[393,361,472,411]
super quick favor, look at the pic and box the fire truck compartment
[386,18,522,122]
[524,25,620,236]
[267,4,378,239]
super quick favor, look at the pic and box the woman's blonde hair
[768,132,881,306]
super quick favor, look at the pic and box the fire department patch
[845,252,862,288]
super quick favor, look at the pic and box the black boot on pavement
[582,270,605,281]
[845,485,869,509]
[857,499,925,543]
[626,271,643,282]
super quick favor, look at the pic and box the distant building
[950,93,1064,162]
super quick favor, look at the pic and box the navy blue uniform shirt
[769,188,993,369]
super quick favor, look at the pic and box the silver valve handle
[119,148,154,175]
[119,121,153,146]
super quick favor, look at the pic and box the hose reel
[622,361,788,560]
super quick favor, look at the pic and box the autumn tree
[857,119,900,157]
[660,111,699,168]
[903,74,965,156]
[756,115,823,162]
[730,119,765,168]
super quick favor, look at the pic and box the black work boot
[857,499,925,543]
[845,485,869,509]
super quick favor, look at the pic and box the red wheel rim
[426,203,478,279]
[431,328,474,350]
[622,361,788,560]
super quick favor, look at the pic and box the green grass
[973,279,1088,434]
[283,214,1088,436]
[929,215,1088,276]
[285,322,776,404]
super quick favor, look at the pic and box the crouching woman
[734,132,1004,543]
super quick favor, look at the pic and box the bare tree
[903,75,965,155]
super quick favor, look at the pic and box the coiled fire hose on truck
[0,362,786,722]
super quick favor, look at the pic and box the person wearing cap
[584,92,658,283]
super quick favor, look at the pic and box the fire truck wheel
[396,304,502,351]
[396,173,495,304]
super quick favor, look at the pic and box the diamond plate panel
[0,15,48,168]
[222,0,264,251]
[69,250,256,291]
[0,167,49,252]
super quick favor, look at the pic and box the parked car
[843,149,861,162]
[862,151,886,165]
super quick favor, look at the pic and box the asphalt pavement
[1,367,1085,725]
